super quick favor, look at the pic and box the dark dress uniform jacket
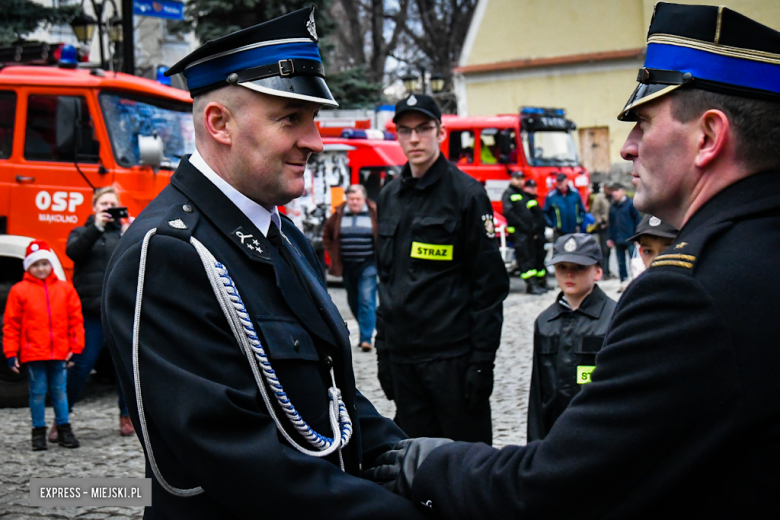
[527,285,616,441]
[375,154,508,363]
[102,158,427,520]
[409,170,780,519]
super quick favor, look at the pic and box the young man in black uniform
[367,4,780,518]
[527,233,616,441]
[501,172,546,294]
[375,95,508,444]
[101,8,429,519]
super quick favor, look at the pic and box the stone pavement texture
[0,275,623,518]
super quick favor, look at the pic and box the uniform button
[182,204,193,213]
[293,339,301,352]
[325,356,334,368]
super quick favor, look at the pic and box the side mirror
[56,96,82,155]
[138,132,164,173]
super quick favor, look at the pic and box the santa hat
[24,240,58,272]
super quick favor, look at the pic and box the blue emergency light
[58,45,78,69]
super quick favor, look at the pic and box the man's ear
[694,109,731,169]
[437,122,447,145]
[203,102,233,146]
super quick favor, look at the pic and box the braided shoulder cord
[132,229,353,498]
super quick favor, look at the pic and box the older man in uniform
[102,8,429,519]
[366,4,780,518]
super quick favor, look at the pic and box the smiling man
[366,4,780,518]
[374,94,508,444]
[101,7,430,520]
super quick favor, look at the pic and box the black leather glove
[377,350,394,400]
[464,362,494,412]
[364,437,454,498]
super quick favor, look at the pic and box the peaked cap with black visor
[165,5,338,106]
[618,2,780,121]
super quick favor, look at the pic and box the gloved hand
[364,437,454,498]
[464,362,494,412]
[7,356,19,373]
[377,350,394,400]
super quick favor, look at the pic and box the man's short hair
[345,184,367,198]
[669,89,780,172]
[556,173,567,183]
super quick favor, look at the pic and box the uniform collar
[189,149,282,237]
[400,153,447,191]
[548,284,608,320]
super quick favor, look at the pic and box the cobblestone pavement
[0,275,623,518]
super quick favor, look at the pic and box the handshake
[364,437,454,499]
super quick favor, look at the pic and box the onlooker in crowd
[589,183,613,279]
[501,173,548,294]
[544,173,585,240]
[527,233,616,441]
[376,94,508,444]
[628,215,679,270]
[3,240,84,450]
[607,184,641,291]
[65,187,134,438]
[323,184,378,352]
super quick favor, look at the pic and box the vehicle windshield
[99,92,195,170]
[521,130,579,167]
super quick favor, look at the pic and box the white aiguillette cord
[132,229,353,497]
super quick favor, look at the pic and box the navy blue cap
[166,6,337,106]
[619,2,780,120]
[393,94,442,123]
[548,233,602,266]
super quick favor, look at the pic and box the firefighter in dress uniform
[375,94,509,444]
[366,4,780,518]
[102,8,429,519]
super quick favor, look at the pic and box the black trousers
[597,230,612,276]
[512,232,534,277]
[531,233,547,274]
[390,354,492,445]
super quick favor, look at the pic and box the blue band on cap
[184,41,322,91]
[645,43,780,95]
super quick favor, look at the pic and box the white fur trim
[24,250,57,272]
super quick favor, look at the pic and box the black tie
[266,223,295,269]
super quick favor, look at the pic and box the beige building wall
[458,0,780,172]
[467,0,645,67]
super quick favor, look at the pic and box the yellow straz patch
[410,242,453,261]
[577,365,596,384]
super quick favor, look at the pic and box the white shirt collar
[188,149,281,237]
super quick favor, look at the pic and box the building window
[0,91,16,159]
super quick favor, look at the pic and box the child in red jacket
[3,240,85,451]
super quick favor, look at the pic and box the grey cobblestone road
[0,275,622,518]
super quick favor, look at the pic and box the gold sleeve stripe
[654,253,697,262]
[651,260,694,269]
[648,34,780,65]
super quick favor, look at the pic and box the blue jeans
[27,361,69,428]
[615,243,635,282]
[67,316,129,417]
[341,262,377,345]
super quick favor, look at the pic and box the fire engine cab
[0,49,193,405]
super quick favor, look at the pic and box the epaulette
[154,202,200,241]
[649,220,733,274]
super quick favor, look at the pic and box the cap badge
[30,243,39,251]
[564,237,577,252]
[649,216,661,227]
[407,94,417,106]
[306,9,318,41]
[168,219,187,230]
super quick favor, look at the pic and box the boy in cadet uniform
[526,233,616,441]
[628,214,679,269]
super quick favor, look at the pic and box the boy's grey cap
[627,214,679,241]
[548,233,602,266]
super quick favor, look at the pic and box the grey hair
[345,184,367,198]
